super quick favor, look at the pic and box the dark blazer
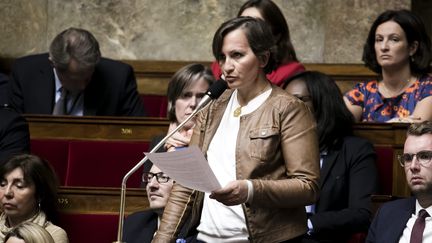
[366,197,416,243]
[0,73,9,105]
[8,53,146,116]
[307,136,379,242]
[0,106,30,163]
[123,210,158,243]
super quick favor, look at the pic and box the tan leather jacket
[153,86,320,243]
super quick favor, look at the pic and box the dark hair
[166,64,215,122]
[238,0,298,64]
[212,16,277,74]
[0,154,60,224]
[49,27,101,71]
[363,9,432,74]
[407,120,432,136]
[284,71,354,151]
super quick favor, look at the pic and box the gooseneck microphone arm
[114,80,227,243]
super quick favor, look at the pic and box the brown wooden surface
[0,58,378,95]
[26,115,170,141]
[57,186,148,215]
[36,118,409,216]
[27,116,411,196]
[122,60,378,95]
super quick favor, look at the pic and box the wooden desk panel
[58,187,148,215]
[27,116,411,197]
[124,61,378,95]
[26,115,169,141]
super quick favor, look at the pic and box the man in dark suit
[8,27,146,116]
[0,105,30,163]
[366,121,432,243]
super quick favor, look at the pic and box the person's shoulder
[14,53,49,65]
[125,210,158,224]
[0,105,20,118]
[342,136,373,147]
[378,197,414,212]
[44,221,69,243]
[268,86,310,114]
[418,74,432,86]
[97,57,132,70]
[0,72,7,81]
[270,85,302,103]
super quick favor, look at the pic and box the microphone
[195,79,228,111]
[114,79,227,243]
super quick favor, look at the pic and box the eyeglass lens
[400,150,432,166]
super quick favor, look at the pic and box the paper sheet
[145,146,221,192]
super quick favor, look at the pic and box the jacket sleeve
[152,108,207,242]
[0,109,30,163]
[251,98,320,208]
[152,182,196,242]
[118,64,146,116]
[8,61,25,113]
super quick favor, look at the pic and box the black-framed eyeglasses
[142,172,171,184]
[398,150,432,167]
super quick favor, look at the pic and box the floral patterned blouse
[344,75,432,122]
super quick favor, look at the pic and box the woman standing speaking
[154,17,319,243]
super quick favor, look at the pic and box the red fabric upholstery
[141,94,168,118]
[65,140,149,187]
[59,213,119,243]
[374,146,394,195]
[30,139,69,185]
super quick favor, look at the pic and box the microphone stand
[113,102,206,243]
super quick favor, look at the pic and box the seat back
[374,146,394,195]
[141,94,168,118]
[65,140,149,187]
[59,213,119,243]
[31,139,69,185]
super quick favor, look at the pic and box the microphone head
[206,79,228,99]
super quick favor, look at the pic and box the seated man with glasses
[367,120,432,243]
[123,163,174,243]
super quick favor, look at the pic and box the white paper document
[145,146,221,192]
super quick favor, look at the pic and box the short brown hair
[407,121,432,136]
[212,17,277,74]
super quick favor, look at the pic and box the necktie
[52,88,68,115]
[410,209,430,243]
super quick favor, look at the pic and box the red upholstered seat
[374,146,394,195]
[65,140,149,188]
[59,213,119,243]
[141,94,168,118]
[30,139,69,185]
